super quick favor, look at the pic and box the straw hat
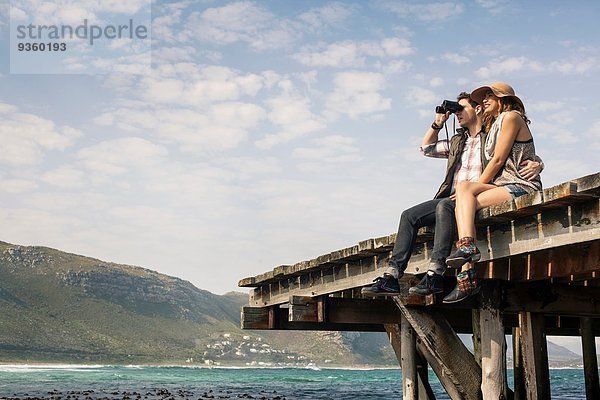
[470,82,524,110]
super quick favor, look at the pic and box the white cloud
[292,135,361,163]
[441,52,470,64]
[94,63,270,152]
[98,102,266,152]
[476,56,529,79]
[550,58,596,74]
[326,72,392,118]
[0,103,81,166]
[297,2,354,30]
[586,120,600,149]
[476,55,597,79]
[256,96,325,149]
[0,178,38,193]
[185,1,297,50]
[383,1,464,22]
[139,64,264,106]
[532,121,578,145]
[77,137,168,175]
[152,2,186,44]
[430,77,444,87]
[475,0,511,14]
[527,101,564,113]
[11,0,149,23]
[406,87,438,106]
[41,166,86,188]
[10,6,28,21]
[293,38,413,68]
[380,60,412,75]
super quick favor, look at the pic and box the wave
[0,364,108,373]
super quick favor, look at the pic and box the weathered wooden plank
[289,302,317,322]
[392,298,482,400]
[574,172,600,196]
[249,239,600,307]
[504,280,600,316]
[519,312,551,400]
[580,317,600,400]
[240,306,270,329]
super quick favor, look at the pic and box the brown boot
[443,268,479,303]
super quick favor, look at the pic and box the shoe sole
[408,288,443,296]
[361,289,400,297]
[446,253,481,269]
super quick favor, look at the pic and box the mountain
[0,241,394,366]
[0,241,586,367]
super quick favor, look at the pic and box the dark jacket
[433,128,488,199]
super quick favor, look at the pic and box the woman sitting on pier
[443,82,542,303]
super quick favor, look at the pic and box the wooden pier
[238,172,600,400]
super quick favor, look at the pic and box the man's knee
[400,202,425,224]
[436,198,455,217]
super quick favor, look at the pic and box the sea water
[0,365,589,399]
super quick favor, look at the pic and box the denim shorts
[503,184,529,199]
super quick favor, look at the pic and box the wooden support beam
[519,312,551,400]
[384,323,402,363]
[580,317,600,400]
[512,327,525,400]
[480,281,508,400]
[401,314,418,400]
[242,306,386,331]
[504,281,600,316]
[393,298,482,400]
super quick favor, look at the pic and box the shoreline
[0,362,586,370]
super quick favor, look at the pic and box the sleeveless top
[484,111,542,194]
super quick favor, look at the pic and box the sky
[1,0,600,351]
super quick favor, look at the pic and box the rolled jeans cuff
[384,266,399,279]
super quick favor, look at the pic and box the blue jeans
[387,197,456,276]
[504,184,529,199]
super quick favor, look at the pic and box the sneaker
[361,274,400,296]
[446,237,481,269]
[408,271,444,296]
[442,269,480,303]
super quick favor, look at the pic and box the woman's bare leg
[454,181,501,238]
[455,184,512,271]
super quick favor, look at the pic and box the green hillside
[0,241,395,366]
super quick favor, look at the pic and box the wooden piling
[519,312,550,400]
[480,282,508,400]
[580,317,600,400]
[401,314,418,400]
[512,327,525,400]
[472,308,482,367]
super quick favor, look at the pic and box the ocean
[0,364,590,399]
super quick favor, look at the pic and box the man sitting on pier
[361,92,543,296]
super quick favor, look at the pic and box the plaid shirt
[421,131,482,194]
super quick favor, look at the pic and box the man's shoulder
[450,131,465,142]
